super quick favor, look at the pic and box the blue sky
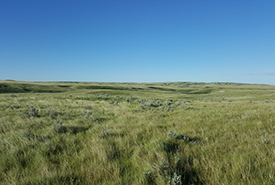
[1,0,275,84]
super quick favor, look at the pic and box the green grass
[0,80,275,184]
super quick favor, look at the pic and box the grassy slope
[0,80,274,184]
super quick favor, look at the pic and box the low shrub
[21,106,39,117]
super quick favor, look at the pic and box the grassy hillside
[0,80,274,184]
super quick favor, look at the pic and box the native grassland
[0,81,275,184]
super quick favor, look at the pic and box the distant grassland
[0,80,274,184]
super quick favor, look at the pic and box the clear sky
[1,0,275,84]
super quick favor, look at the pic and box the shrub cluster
[168,130,192,142]
[21,106,39,117]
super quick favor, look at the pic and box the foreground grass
[0,81,275,184]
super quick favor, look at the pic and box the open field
[0,80,275,184]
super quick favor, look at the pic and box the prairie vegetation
[0,80,274,184]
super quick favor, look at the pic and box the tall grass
[0,81,274,184]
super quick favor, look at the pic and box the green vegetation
[0,80,274,184]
